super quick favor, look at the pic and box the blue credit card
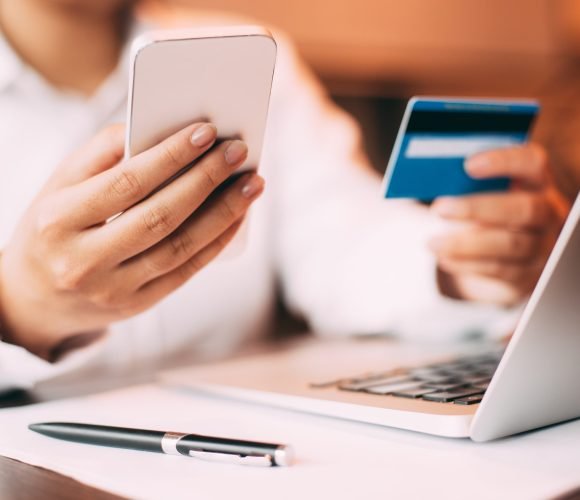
[382,97,540,201]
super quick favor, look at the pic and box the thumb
[464,143,549,189]
[46,124,125,190]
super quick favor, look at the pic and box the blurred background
[145,0,580,199]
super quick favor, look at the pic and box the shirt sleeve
[0,306,161,394]
[0,335,108,394]
[267,33,521,341]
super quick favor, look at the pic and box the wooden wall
[148,0,569,97]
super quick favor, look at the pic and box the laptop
[162,194,580,442]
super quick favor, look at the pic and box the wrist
[0,252,53,359]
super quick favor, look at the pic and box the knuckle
[168,229,196,260]
[51,257,90,291]
[217,197,237,222]
[90,289,121,309]
[142,205,174,234]
[110,170,143,199]
[523,196,547,225]
[35,202,64,238]
[199,164,221,191]
[142,253,169,277]
[159,140,184,169]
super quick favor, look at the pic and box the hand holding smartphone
[125,26,277,254]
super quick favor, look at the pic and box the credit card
[382,97,540,201]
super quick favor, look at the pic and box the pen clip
[188,449,274,467]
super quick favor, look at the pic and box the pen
[29,422,294,467]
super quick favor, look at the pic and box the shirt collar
[0,29,24,92]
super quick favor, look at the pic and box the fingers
[44,173,262,316]
[90,139,249,264]
[66,122,218,227]
[429,227,541,262]
[438,256,543,284]
[130,218,244,313]
[432,191,553,229]
[46,124,125,191]
[465,143,549,189]
[118,173,264,288]
[438,269,531,306]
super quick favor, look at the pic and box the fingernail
[433,198,469,218]
[465,155,491,177]
[241,174,265,198]
[190,123,217,147]
[224,140,248,165]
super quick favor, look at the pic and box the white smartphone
[124,26,277,256]
[125,25,277,174]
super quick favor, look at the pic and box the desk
[1,339,580,500]
[0,456,119,500]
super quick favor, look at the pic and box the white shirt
[0,18,517,393]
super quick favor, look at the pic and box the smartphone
[382,97,540,201]
[125,25,277,175]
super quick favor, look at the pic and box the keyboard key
[391,387,439,399]
[326,349,503,402]
[453,395,484,405]
[408,367,445,378]
[439,366,479,376]
[422,382,467,391]
[339,375,412,392]
[365,381,424,395]
[413,374,458,384]
[424,362,460,371]
[422,388,484,403]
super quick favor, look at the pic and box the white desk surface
[0,379,579,500]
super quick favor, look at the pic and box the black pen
[29,422,294,467]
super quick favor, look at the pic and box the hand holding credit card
[382,97,540,201]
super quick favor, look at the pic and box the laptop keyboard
[311,351,503,405]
